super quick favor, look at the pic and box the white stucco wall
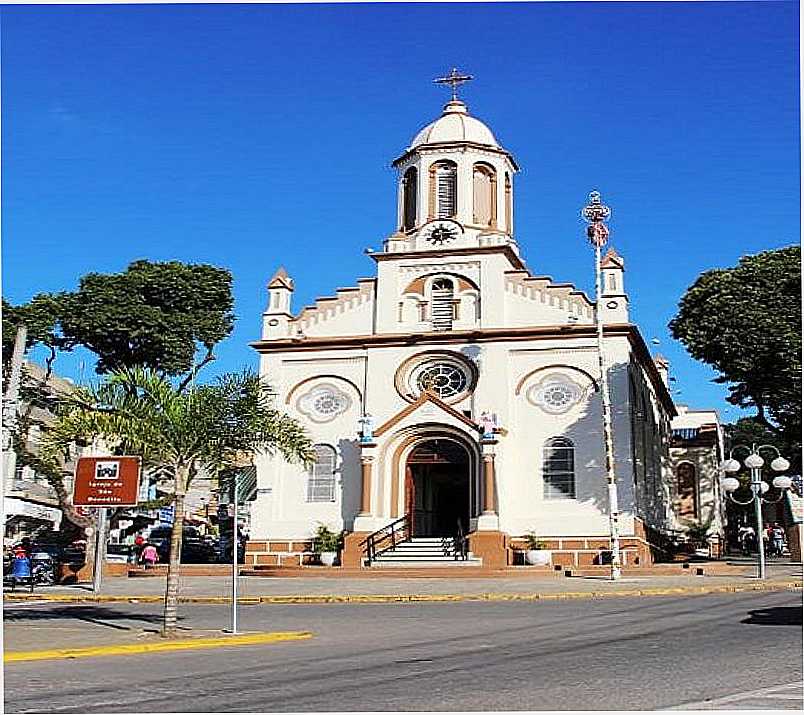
[251,332,653,541]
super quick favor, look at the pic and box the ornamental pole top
[434,67,474,102]
[581,190,612,224]
[581,190,612,247]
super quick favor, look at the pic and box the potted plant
[524,531,552,566]
[313,524,343,567]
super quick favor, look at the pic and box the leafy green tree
[42,367,314,637]
[58,260,235,376]
[2,294,65,380]
[669,246,801,445]
[4,260,236,534]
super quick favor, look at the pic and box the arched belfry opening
[405,438,471,537]
[402,167,417,231]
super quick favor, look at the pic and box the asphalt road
[4,590,802,712]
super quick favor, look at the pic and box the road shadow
[741,606,802,626]
[3,605,185,631]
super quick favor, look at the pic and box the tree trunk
[161,467,187,638]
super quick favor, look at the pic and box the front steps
[368,537,482,568]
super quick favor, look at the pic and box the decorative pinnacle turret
[434,67,474,102]
[581,190,611,247]
[268,267,294,290]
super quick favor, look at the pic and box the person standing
[770,523,786,557]
[738,524,755,555]
[132,533,145,564]
[140,542,159,569]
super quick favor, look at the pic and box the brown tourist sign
[73,456,142,507]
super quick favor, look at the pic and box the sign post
[92,508,107,594]
[228,474,239,635]
[74,457,141,592]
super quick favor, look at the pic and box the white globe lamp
[721,477,740,493]
[772,475,793,490]
[744,453,764,469]
[721,459,741,473]
[771,457,790,472]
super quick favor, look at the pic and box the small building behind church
[246,86,724,570]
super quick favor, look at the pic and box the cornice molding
[392,141,519,171]
[250,323,676,416]
[371,244,525,270]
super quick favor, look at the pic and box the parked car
[146,526,217,563]
[105,543,132,563]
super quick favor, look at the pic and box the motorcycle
[29,550,58,586]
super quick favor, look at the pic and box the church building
[246,79,691,569]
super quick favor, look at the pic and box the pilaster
[477,438,499,531]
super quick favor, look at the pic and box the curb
[4,630,313,663]
[3,580,800,605]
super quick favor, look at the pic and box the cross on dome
[434,67,474,101]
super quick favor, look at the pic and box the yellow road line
[4,581,800,605]
[5,630,313,663]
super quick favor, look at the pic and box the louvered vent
[436,164,457,218]
[431,278,454,331]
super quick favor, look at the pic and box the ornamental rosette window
[296,383,352,423]
[396,352,477,403]
[413,362,468,399]
[527,374,586,415]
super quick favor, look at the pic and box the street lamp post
[581,191,621,580]
[721,444,792,579]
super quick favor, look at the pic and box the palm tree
[42,366,314,637]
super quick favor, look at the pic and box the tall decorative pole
[581,191,622,580]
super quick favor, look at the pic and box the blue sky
[2,2,799,422]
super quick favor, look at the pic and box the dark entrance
[405,439,470,537]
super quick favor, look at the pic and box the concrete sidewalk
[4,562,801,603]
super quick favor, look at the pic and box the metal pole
[594,243,622,580]
[93,507,107,594]
[231,477,238,634]
[2,326,27,500]
[751,467,766,579]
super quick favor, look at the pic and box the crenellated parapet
[504,270,595,322]
[293,278,376,336]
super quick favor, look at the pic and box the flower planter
[319,551,337,567]
[525,549,552,566]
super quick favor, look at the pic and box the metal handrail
[360,511,470,565]
[361,513,412,565]
[454,520,468,561]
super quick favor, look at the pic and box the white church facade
[246,87,710,569]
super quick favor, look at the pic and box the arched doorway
[405,438,470,537]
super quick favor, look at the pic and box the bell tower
[385,69,519,255]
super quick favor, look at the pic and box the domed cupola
[389,70,519,254]
[409,99,501,150]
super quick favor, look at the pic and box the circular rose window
[414,362,468,399]
[396,352,477,403]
